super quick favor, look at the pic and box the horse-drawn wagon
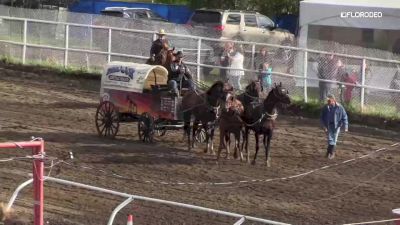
[95,61,205,142]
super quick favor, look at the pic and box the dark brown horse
[146,47,175,70]
[217,95,244,161]
[237,81,262,161]
[181,81,233,154]
[241,83,291,166]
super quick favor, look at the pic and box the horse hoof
[251,160,256,165]
[266,161,271,167]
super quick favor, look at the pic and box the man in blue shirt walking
[320,94,349,159]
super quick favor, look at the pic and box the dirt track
[0,66,399,225]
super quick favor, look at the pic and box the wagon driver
[150,29,170,62]
[320,94,349,159]
[168,51,195,96]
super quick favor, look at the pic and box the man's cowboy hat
[157,29,166,35]
[175,51,183,59]
[327,93,336,100]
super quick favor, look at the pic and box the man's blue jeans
[168,79,195,92]
[328,125,341,146]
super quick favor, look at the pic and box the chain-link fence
[0,5,399,118]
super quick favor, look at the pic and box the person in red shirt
[343,70,358,105]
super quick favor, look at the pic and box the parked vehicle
[187,9,295,71]
[187,9,294,45]
[100,7,168,22]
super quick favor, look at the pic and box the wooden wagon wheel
[95,101,120,138]
[138,112,155,143]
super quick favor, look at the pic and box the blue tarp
[69,0,193,24]
[274,14,299,36]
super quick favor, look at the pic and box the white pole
[197,38,202,81]
[234,216,246,225]
[42,176,289,225]
[22,19,27,64]
[107,197,134,225]
[360,58,366,112]
[303,50,308,103]
[64,24,69,67]
[108,28,112,63]
[7,178,34,211]
[251,44,255,70]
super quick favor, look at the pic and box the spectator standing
[227,45,245,90]
[390,68,400,112]
[254,47,273,90]
[254,47,272,71]
[342,70,358,105]
[317,54,342,101]
[220,41,234,82]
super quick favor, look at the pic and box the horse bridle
[271,87,289,102]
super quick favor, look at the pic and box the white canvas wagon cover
[101,61,169,93]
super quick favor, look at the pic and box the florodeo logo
[340,11,382,18]
[106,66,136,82]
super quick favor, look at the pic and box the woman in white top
[227,45,245,90]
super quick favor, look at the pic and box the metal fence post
[303,50,308,103]
[64,24,69,67]
[33,140,45,225]
[197,38,201,81]
[107,28,112,63]
[251,44,255,71]
[22,19,27,64]
[360,58,366,112]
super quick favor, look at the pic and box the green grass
[290,96,400,121]
[0,55,101,79]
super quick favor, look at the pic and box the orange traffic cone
[127,214,133,225]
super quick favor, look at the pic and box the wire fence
[0,5,399,118]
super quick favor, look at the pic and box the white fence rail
[7,176,290,225]
[0,15,399,115]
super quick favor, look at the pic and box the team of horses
[146,48,291,166]
[181,80,291,166]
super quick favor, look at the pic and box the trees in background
[1,0,300,17]
[2,0,79,9]
[121,0,300,17]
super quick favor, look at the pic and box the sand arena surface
[0,67,399,225]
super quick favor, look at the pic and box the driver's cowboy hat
[175,51,183,59]
[157,29,166,35]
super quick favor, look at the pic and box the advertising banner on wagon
[101,61,149,93]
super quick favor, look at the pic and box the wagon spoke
[100,125,106,136]
[98,109,106,117]
[97,121,105,130]
[110,126,116,135]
